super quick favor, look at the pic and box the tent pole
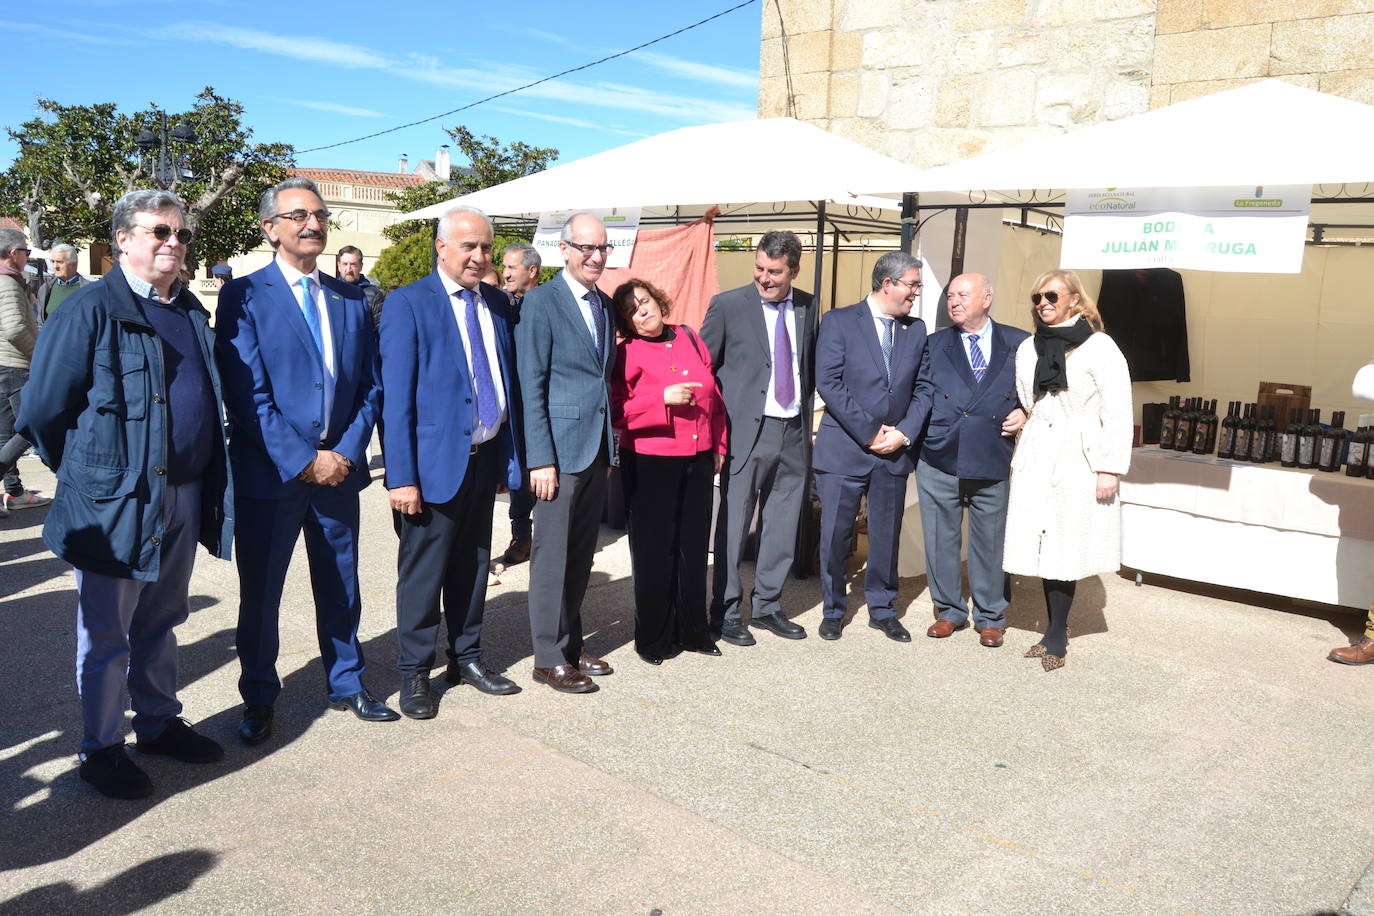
[812,200,827,305]
[900,192,918,253]
[829,227,841,312]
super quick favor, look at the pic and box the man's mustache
[298,229,324,240]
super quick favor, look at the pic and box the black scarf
[1032,317,1094,395]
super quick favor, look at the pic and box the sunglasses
[135,224,194,245]
[1031,291,1065,306]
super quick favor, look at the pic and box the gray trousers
[916,459,1010,629]
[74,480,202,755]
[711,415,807,624]
[527,450,607,668]
[0,366,27,496]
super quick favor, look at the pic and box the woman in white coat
[1003,269,1133,671]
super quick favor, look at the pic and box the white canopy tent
[402,117,926,237]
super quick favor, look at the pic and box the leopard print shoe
[1024,644,1047,658]
[1041,654,1066,672]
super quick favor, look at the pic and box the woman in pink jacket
[611,279,727,664]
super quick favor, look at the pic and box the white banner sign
[1061,185,1311,273]
[533,207,641,269]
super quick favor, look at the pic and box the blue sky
[3,0,762,174]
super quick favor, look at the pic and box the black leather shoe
[238,705,274,746]
[682,642,722,656]
[136,717,224,763]
[80,744,153,799]
[399,674,437,719]
[869,617,912,642]
[446,660,520,696]
[819,618,843,640]
[330,689,401,722]
[720,621,756,646]
[637,652,664,665]
[751,612,807,639]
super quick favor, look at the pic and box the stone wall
[759,0,1374,166]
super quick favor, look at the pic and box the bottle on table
[1217,401,1239,459]
[1176,398,1198,454]
[1236,403,1256,462]
[1319,411,1346,472]
[1257,405,1277,463]
[1280,408,1302,468]
[1160,395,1181,449]
[1346,414,1370,478]
[1193,399,1217,454]
[1298,408,1321,470]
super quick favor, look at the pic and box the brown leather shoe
[926,619,966,638]
[978,627,1004,647]
[578,651,613,676]
[1329,636,1374,665]
[532,665,597,693]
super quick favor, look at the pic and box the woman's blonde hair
[1030,269,1102,330]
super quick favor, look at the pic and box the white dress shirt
[761,295,801,418]
[962,319,994,371]
[438,271,508,444]
[276,257,336,441]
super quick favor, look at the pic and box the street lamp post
[134,111,199,189]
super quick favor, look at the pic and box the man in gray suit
[516,212,616,693]
[701,230,816,646]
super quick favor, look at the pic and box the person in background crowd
[0,228,49,514]
[217,177,396,746]
[611,279,725,664]
[493,242,542,573]
[381,206,523,717]
[336,245,385,330]
[516,212,617,694]
[700,230,817,646]
[918,273,1028,648]
[812,252,933,642]
[1001,269,1132,671]
[210,263,233,289]
[37,243,91,320]
[19,190,234,798]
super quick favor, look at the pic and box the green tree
[0,88,292,266]
[373,125,557,288]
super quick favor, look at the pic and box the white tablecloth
[1119,448,1374,608]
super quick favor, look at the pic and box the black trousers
[392,440,500,674]
[621,450,715,656]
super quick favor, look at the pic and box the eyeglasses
[135,224,194,245]
[890,277,923,292]
[1031,291,1063,306]
[272,208,332,224]
[563,242,614,256]
[11,248,31,256]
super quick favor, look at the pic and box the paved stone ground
[2,453,1373,915]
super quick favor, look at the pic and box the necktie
[462,289,500,428]
[880,317,895,383]
[968,332,986,383]
[586,288,605,361]
[773,302,795,408]
[300,276,323,360]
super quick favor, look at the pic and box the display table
[1118,448,1374,608]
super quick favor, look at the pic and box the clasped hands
[298,449,351,487]
[867,425,907,455]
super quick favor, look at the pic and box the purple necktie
[461,289,500,428]
[773,302,795,408]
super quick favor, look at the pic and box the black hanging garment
[1097,267,1191,382]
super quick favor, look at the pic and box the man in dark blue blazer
[918,273,1028,647]
[516,212,617,694]
[216,177,396,744]
[813,251,934,641]
[380,206,523,717]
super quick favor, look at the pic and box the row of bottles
[1159,396,1374,476]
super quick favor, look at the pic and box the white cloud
[279,99,387,118]
[158,22,393,69]
[633,51,758,90]
[4,20,132,44]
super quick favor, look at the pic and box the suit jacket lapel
[323,282,346,367]
[944,328,977,391]
[265,262,319,358]
[855,303,888,382]
[429,275,468,372]
[555,272,602,364]
[981,320,1011,386]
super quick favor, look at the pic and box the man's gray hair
[871,250,921,292]
[758,230,803,271]
[111,189,185,256]
[51,243,79,264]
[259,176,323,225]
[503,241,540,270]
[437,205,493,240]
[0,228,28,259]
[559,212,603,242]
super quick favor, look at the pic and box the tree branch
[61,156,107,214]
[188,163,245,221]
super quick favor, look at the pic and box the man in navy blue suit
[380,206,523,718]
[216,176,397,745]
[918,273,1027,647]
[813,251,934,641]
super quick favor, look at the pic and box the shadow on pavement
[0,849,218,915]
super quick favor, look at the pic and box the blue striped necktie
[461,289,500,428]
[300,276,323,360]
[967,331,986,383]
[880,317,895,382]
